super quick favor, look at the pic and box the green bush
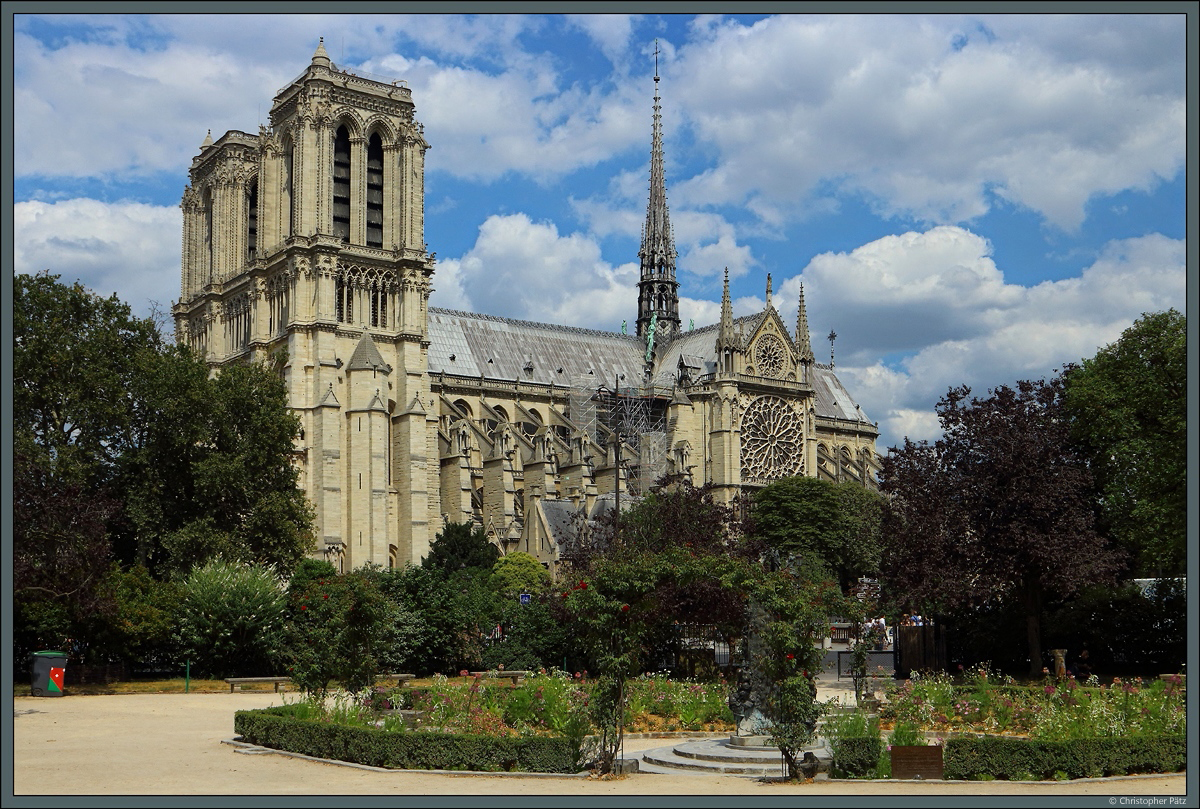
[234,706,581,772]
[943,735,1186,780]
[823,708,883,778]
[174,559,286,677]
[833,737,884,778]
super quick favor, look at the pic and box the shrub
[943,735,1186,780]
[234,705,582,772]
[823,707,883,778]
[174,559,285,677]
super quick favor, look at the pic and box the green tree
[88,566,182,668]
[14,272,161,482]
[1064,310,1187,576]
[421,521,500,575]
[743,565,852,780]
[562,483,757,772]
[118,347,314,576]
[489,551,551,597]
[752,477,883,588]
[174,560,287,678]
[283,569,413,697]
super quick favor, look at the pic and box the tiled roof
[427,308,644,386]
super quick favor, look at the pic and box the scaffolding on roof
[572,376,674,497]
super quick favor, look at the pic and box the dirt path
[11,693,1190,797]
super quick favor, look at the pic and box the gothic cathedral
[174,41,880,573]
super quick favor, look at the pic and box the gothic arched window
[333,125,352,242]
[283,137,295,237]
[246,178,258,259]
[366,133,384,248]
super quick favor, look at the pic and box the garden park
[13,275,1189,785]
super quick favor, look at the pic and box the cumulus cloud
[429,213,638,331]
[669,14,1184,230]
[14,198,182,316]
[806,229,1186,448]
[567,14,639,66]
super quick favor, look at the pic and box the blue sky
[11,12,1188,449]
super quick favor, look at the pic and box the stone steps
[638,737,832,778]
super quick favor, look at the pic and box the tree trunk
[1023,577,1043,677]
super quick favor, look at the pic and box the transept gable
[743,306,798,383]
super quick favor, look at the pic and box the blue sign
[519,592,531,605]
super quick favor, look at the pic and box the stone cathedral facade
[174,41,880,573]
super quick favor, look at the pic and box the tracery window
[754,334,786,379]
[740,395,803,481]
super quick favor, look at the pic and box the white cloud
[429,213,636,331]
[670,14,1185,230]
[812,230,1185,448]
[566,14,639,66]
[14,198,182,316]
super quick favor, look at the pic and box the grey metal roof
[427,308,645,386]
[652,313,765,385]
[811,365,872,425]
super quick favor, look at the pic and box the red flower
[786,653,795,660]
[577,581,588,590]
[323,594,329,599]
[300,605,307,611]
[562,592,569,599]
[621,604,630,612]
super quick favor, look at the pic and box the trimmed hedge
[234,706,582,773]
[943,735,1186,780]
[830,737,883,778]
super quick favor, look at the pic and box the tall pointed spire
[718,268,734,345]
[716,268,736,375]
[766,273,773,309]
[636,40,680,345]
[795,283,815,364]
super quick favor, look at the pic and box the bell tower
[175,39,441,568]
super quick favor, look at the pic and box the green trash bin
[29,651,68,696]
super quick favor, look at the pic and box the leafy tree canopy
[490,551,551,597]
[1064,310,1186,576]
[880,376,1120,675]
[752,476,884,588]
[118,348,315,577]
[14,271,161,482]
[421,521,500,575]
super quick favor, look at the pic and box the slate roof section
[425,307,873,429]
[347,331,391,372]
[811,365,873,425]
[427,308,645,386]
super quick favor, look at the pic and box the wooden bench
[225,676,291,693]
[469,670,531,685]
[226,673,417,693]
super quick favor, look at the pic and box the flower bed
[232,670,734,772]
[826,669,1187,780]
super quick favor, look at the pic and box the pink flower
[459,669,469,677]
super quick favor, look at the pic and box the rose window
[740,395,803,481]
[754,335,786,379]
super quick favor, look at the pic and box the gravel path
[11,692,1189,797]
